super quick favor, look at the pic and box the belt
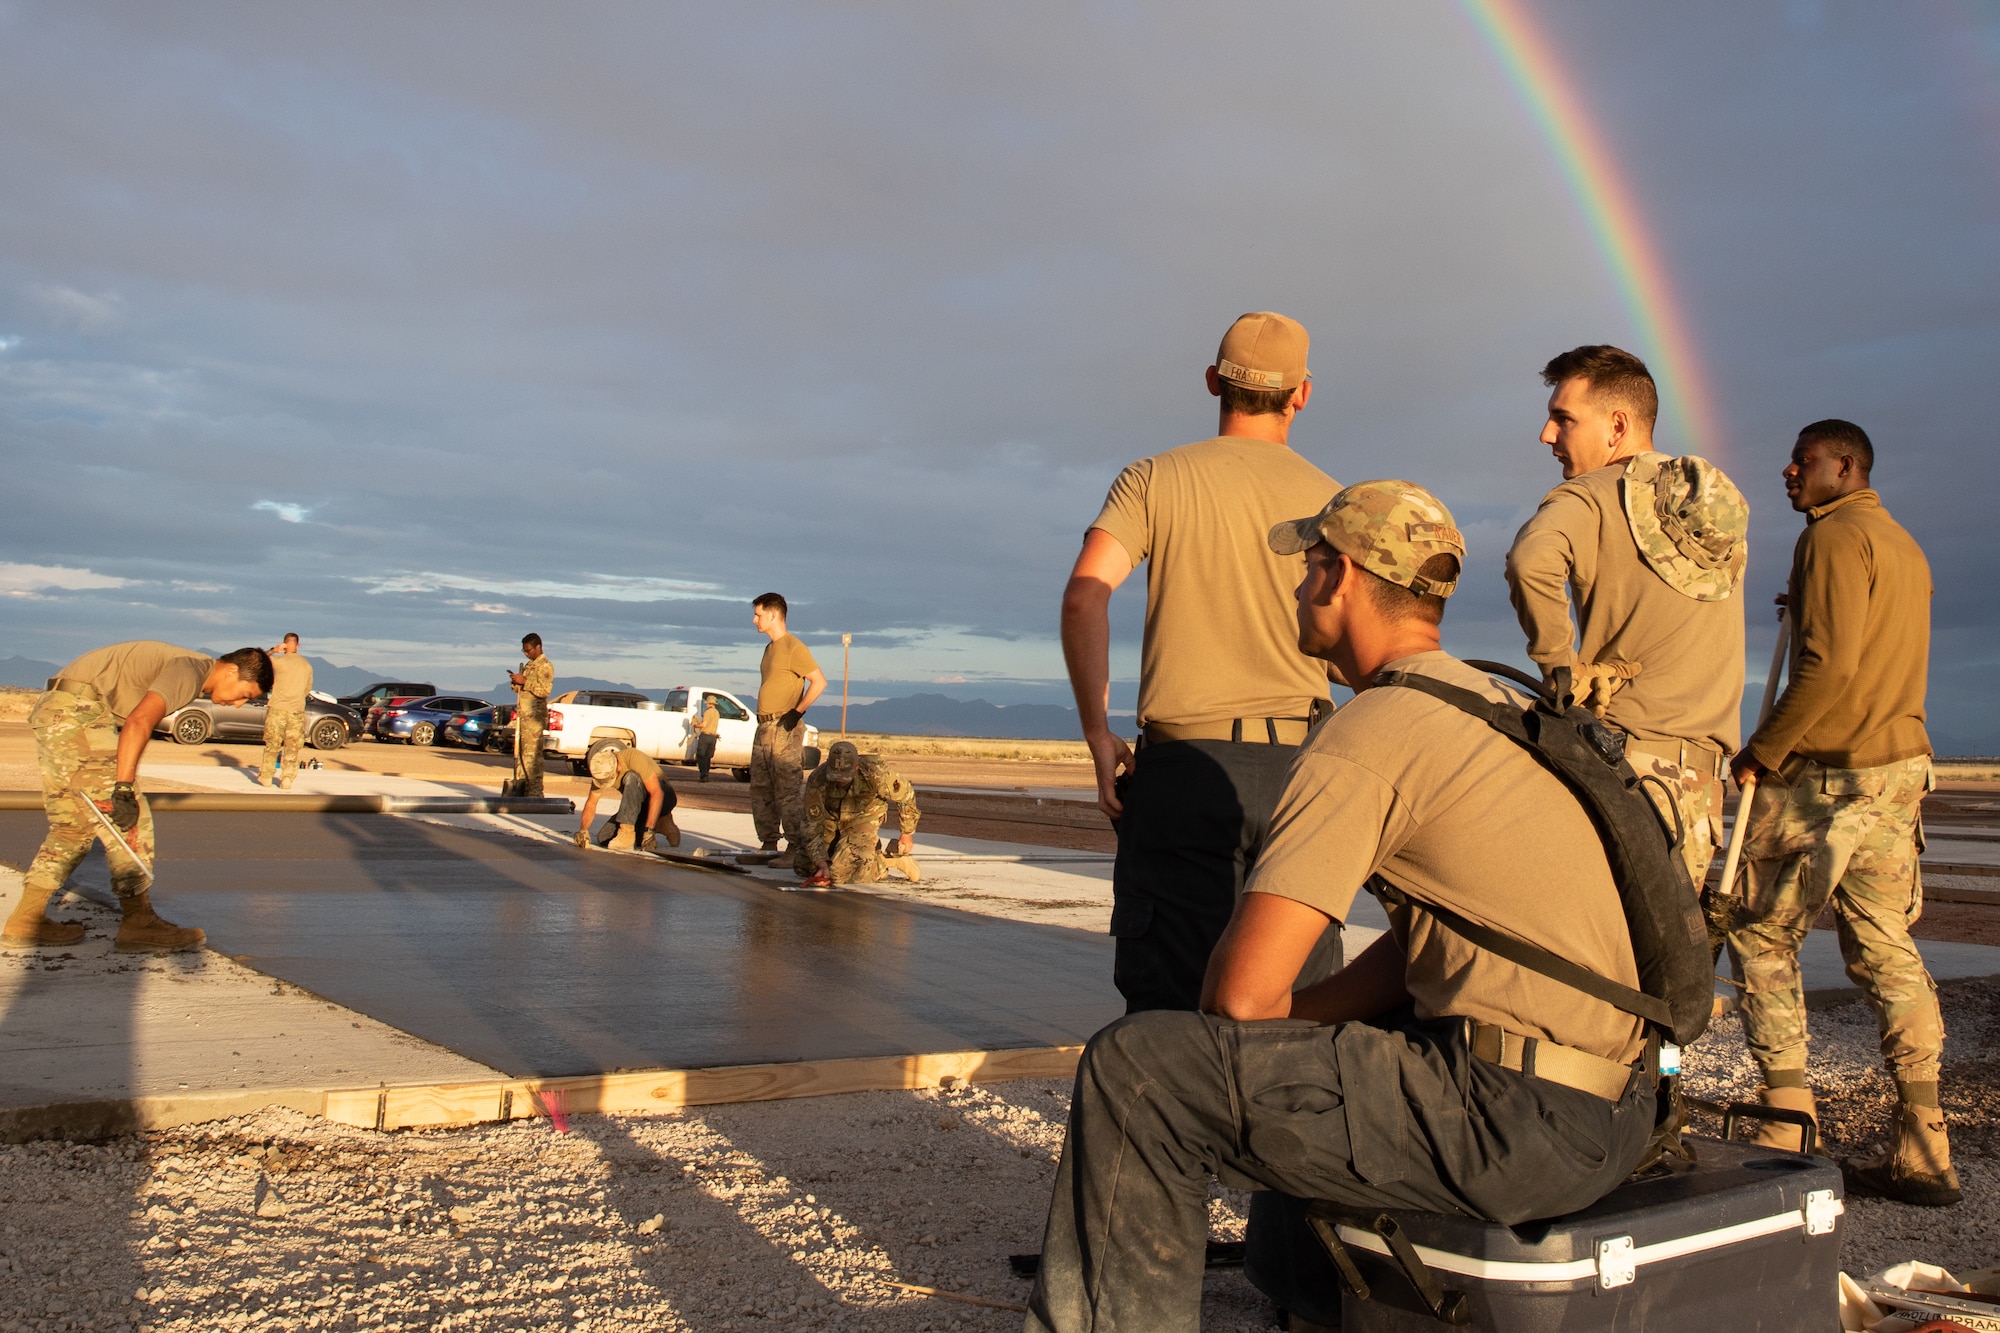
[1142,717,1310,746]
[46,678,103,701]
[1468,1020,1634,1103]
[756,712,786,723]
[1623,736,1727,781]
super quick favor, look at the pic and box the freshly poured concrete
[0,867,499,1108]
[0,810,1124,1081]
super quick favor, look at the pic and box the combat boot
[886,855,922,883]
[605,825,637,852]
[2,881,86,948]
[1844,1098,1962,1207]
[114,895,205,954]
[1749,1085,1818,1152]
[654,814,681,849]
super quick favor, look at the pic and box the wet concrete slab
[0,811,1120,1081]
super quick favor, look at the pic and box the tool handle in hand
[1715,772,1757,900]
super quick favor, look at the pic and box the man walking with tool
[1028,482,1667,1333]
[1505,345,1748,896]
[256,632,312,789]
[750,593,826,856]
[507,633,553,799]
[1726,420,1956,1207]
[1061,310,1339,1014]
[3,641,272,952]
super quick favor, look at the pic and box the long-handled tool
[1715,615,1792,900]
[81,790,154,891]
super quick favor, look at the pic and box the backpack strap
[1367,669,1674,1031]
[1366,877,1674,1028]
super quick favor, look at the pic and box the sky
[2,2,1997,746]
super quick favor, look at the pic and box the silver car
[155,694,360,750]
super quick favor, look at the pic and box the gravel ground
[0,1076,1268,1333]
[1,982,1992,1332]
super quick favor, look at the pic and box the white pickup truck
[542,684,821,782]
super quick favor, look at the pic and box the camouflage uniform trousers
[1627,748,1723,891]
[257,707,307,788]
[819,822,896,884]
[24,689,155,906]
[512,709,547,798]
[750,719,806,848]
[1725,753,1941,1083]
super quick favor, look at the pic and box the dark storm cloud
[1,2,1996,743]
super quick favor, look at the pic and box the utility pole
[841,633,852,738]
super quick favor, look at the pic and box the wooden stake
[883,1282,1027,1313]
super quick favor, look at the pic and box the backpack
[1366,661,1713,1050]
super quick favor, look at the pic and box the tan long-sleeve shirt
[1746,489,1931,771]
[1505,461,1744,754]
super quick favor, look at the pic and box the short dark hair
[521,632,542,648]
[219,647,275,692]
[1218,380,1297,418]
[1797,418,1874,474]
[753,592,789,617]
[1541,344,1659,429]
[1358,555,1458,627]
[282,632,299,645]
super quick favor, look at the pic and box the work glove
[640,829,658,854]
[111,782,140,831]
[779,709,803,730]
[573,828,589,849]
[802,869,833,888]
[1571,660,1643,720]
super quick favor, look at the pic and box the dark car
[339,680,437,715]
[157,695,362,750]
[369,695,492,746]
[444,703,515,752]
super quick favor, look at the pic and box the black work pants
[694,733,717,780]
[1025,1011,1654,1333]
[1111,738,1338,1012]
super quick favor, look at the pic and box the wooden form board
[321,1045,1085,1132]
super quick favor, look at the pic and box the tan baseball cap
[1268,479,1465,597]
[1215,312,1309,393]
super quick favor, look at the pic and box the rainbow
[1458,0,1725,460]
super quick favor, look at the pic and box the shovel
[1715,615,1792,900]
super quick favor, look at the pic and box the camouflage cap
[1215,312,1309,393]
[826,740,861,784]
[1268,479,1465,597]
[1621,452,1748,602]
[586,745,622,787]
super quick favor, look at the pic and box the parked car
[156,693,362,750]
[544,683,817,781]
[444,703,515,752]
[368,694,494,746]
[338,680,437,716]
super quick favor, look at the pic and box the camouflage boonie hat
[587,746,621,786]
[1621,452,1747,602]
[1269,480,1465,597]
[826,741,861,784]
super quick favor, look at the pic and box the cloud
[31,284,126,334]
[358,572,728,603]
[0,562,133,595]
[252,500,311,523]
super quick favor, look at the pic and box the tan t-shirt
[1248,651,1644,1062]
[757,633,820,716]
[595,747,663,791]
[56,641,215,724]
[699,702,721,736]
[1090,436,1337,727]
[268,653,313,711]
[1505,459,1744,753]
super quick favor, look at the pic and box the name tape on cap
[1217,358,1285,389]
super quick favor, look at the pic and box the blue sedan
[444,704,515,752]
[369,695,492,747]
